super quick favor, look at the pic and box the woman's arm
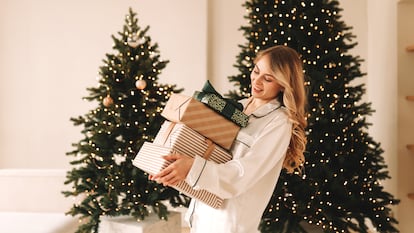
[186,115,292,198]
[152,114,291,198]
[150,153,194,185]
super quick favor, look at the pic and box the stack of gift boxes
[133,81,249,209]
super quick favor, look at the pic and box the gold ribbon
[160,121,215,160]
[159,121,176,145]
[203,139,215,160]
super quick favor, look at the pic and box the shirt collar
[241,97,282,118]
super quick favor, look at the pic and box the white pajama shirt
[185,98,292,233]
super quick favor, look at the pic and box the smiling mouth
[253,86,262,92]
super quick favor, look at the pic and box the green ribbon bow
[199,80,243,110]
[193,80,249,127]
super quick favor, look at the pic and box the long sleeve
[185,107,291,199]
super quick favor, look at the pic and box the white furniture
[99,211,181,233]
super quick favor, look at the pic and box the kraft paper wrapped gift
[133,121,233,209]
[161,93,241,150]
[193,80,249,128]
[153,121,232,163]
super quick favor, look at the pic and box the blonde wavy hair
[254,45,308,174]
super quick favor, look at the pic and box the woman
[152,45,308,233]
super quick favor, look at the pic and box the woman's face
[250,54,284,102]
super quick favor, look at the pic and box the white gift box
[133,121,233,208]
[99,211,181,233]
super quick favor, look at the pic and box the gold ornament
[135,79,147,90]
[103,95,114,107]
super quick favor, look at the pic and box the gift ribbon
[194,80,249,127]
[159,121,177,145]
[198,80,243,111]
[202,139,215,161]
[159,122,215,161]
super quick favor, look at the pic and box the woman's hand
[150,153,194,186]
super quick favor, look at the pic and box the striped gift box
[161,93,241,150]
[153,121,232,163]
[133,141,228,209]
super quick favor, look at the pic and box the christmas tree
[227,1,399,232]
[63,8,187,233]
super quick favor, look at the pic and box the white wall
[396,1,414,232]
[0,0,207,169]
[366,0,399,209]
[207,0,245,94]
[0,0,408,231]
